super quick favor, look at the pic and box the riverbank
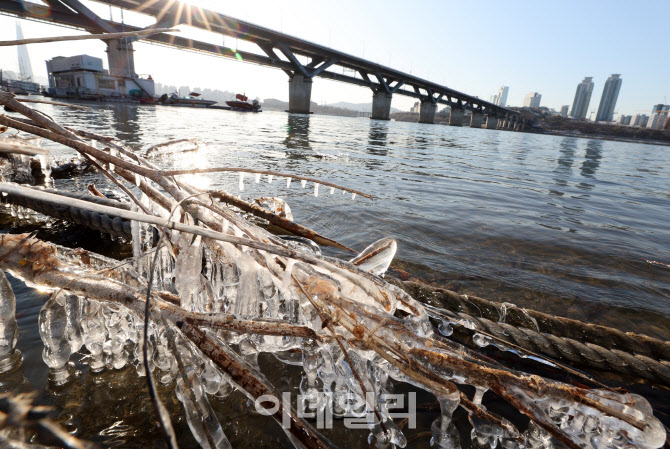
[390,111,670,147]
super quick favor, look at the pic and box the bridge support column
[288,74,313,114]
[371,91,392,120]
[419,101,437,124]
[485,116,499,129]
[470,112,483,128]
[106,38,136,77]
[449,109,465,126]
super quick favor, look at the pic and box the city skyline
[0,0,667,115]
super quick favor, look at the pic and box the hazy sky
[0,0,668,115]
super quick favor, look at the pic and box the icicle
[134,173,141,186]
[286,177,292,187]
[175,350,231,449]
[268,175,274,183]
[431,389,461,449]
[221,218,230,234]
[80,299,107,373]
[301,179,307,188]
[352,193,357,200]
[38,154,52,185]
[314,183,320,197]
[39,294,81,385]
[281,260,296,292]
[255,173,261,183]
[238,172,245,191]
[0,270,22,374]
[330,186,335,195]
[342,189,346,195]
[131,204,141,262]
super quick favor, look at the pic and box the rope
[3,186,132,239]
[403,282,670,384]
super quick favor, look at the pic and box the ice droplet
[286,177,292,187]
[330,187,335,195]
[255,173,261,183]
[438,320,453,337]
[301,180,307,188]
[268,175,273,183]
[352,193,357,200]
[314,183,319,197]
[238,172,245,191]
[134,173,141,186]
[473,333,491,348]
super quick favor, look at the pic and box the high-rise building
[617,115,631,125]
[595,74,622,122]
[648,104,669,129]
[560,105,569,117]
[570,77,594,119]
[632,114,649,127]
[523,92,542,108]
[16,21,34,82]
[489,94,498,104]
[495,86,509,107]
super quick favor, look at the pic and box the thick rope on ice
[403,282,670,384]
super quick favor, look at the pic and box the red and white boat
[225,94,262,112]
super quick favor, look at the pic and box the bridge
[0,0,522,130]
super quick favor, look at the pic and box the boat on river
[225,93,261,112]
[158,92,216,107]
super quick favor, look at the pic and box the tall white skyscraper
[495,86,509,107]
[570,77,594,119]
[15,22,34,82]
[595,74,622,122]
[523,92,542,108]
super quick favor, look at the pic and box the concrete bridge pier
[106,38,136,76]
[449,109,465,126]
[419,101,437,124]
[288,74,313,114]
[485,116,499,129]
[510,115,518,130]
[470,112,483,128]
[371,91,392,120]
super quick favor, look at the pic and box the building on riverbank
[617,115,632,125]
[648,104,669,130]
[632,114,649,127]
[560,105,569,117]
[45,54,154,100]
[595,74,622,122]
[495,86,509,107]
[523,92,542,108]
[570,77,594,119]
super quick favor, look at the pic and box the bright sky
[0,0,668,115]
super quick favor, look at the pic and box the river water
[2,102,669,447]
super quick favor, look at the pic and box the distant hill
[328,101,402,113]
